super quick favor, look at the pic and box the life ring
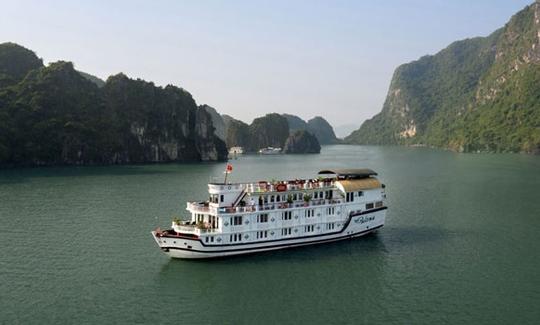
[276,184,287,192]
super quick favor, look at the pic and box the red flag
[226,163,233,173]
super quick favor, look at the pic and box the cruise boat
[228,146,244,155]
[258,147,282,155]
[151,168,387,259]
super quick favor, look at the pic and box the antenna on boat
[223,163,233,184]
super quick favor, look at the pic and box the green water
[1,145,539,324]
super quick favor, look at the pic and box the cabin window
[293,193,297,200]
[375,201,383,208]
[281,227,292,236]
[358,191,364,197]
[305,225,315,233]
[305,209,315,218]
[327,207,335,215]
[366,203,374,210]
[220,195,224,202]
[282,211,292,220]
[270,195,275,203]
[256,231,268,239]
[276,195,281,202]
[314,192,318,199]
[257,213,268,223]
[230,233,242,242]
[205,237,209,243]
[319,191,323,199]
[232,216,243,225]
[327,223,335,230]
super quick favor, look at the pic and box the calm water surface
[1,145,539,324]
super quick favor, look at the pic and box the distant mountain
[346,3,540,154]
[78,70,105,88]
[223,113,322,153]
[200,104,226,141]
[335,123,359,139]
[283,130,321,154]
[225,113,290,152]
[282,113,308,132]
[282,114,340,144]
[0,42,42,87]
[0,43,227,166]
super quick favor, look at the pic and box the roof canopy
[318,168,377,179]
[336,178,382,192]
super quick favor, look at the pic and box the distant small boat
[229,146,244,155]
[258,147,282,155]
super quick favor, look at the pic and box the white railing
[245,181,335,193]
[187,199,344,215]
[172,222,218,235]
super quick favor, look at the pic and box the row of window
[281,227,292,236]
[230,233,243,242]
[210,194,225,203]
[206,222,339,243]
[257,213,268,223]
[282,211,292,220]
[220,201,383,228]
[256,230,268,239]
[345,191,365,202]
[231,208,336,226]
[257,190,334,204]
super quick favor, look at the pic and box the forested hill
[0,43,227,166]
[282,114,340,144]
[346,2,540,154]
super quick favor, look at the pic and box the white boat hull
[152,207,385,259]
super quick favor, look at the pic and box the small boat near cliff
[258,147,282,155]
[151,168,387,259]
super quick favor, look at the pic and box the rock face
[282,114,340,144]
[0,43,227,166]
[306,116,340,144]
[282,113,308,132]
[283,130,321,154]
[0,42,43,87]
[200,104,226,141]
[249,113,289,150]
[346,3,540,154]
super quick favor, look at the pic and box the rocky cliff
[346,2,540,154]
[282,114,340,144]
[200,104,226,141]
[283,130,321,154]
[0,43,227,166]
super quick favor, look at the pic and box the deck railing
[187,198,344,215]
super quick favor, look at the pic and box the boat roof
[318,168,377,178]
[336,178,381,192]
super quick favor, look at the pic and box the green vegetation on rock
[346,3,540,154]
[282,114,339,144]
[283,130,321,154]
[0,43,227,166]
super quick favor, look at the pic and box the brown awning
[336,178,381,192]
[318,168,377,179]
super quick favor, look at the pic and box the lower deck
[152,206,387,258]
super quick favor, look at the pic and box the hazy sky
[0,0,533,128]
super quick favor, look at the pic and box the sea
[1,145,539,324]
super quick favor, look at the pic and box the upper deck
[190,169,383,215]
